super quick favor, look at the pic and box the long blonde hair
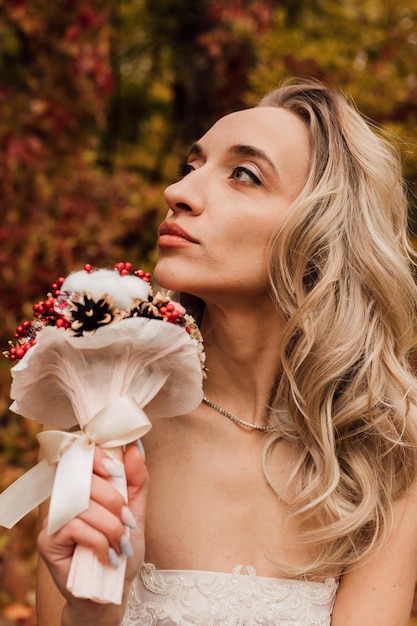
[258,79,417,578]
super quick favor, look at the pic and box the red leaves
[68,48,115,97]
[0,364,40,623]
[2,133,46,168]
[206,0,274,34]
[0,2,123,350]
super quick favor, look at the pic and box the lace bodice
[123,563,338,626]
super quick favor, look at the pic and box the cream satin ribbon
[0,396,151,535]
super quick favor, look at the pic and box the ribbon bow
[0,396,151,535]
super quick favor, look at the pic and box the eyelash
[177,161,194,179]
[230,165,262,186]
[176,161,262,186]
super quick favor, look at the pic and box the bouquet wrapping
[0,263,205,604]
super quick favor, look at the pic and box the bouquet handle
[66,447,129,604]
[0,396,152,605]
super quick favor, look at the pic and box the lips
[158,222,199,244]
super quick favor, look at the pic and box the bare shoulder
[331,483,417,626]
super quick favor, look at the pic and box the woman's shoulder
[331,484,417,625]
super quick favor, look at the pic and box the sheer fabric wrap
[1,317,203,604]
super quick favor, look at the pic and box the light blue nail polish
[137,439,145,459]
[121,505,137,530]
[108,547,120,568]
[120,534,133,558]
[102,457,124,478]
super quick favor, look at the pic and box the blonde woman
[37,79,417,625]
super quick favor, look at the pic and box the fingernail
[121,505,137,529]
[108,547,120,568]
[102,457,124,478]
[120,534,133,558]
[137,439,145,459]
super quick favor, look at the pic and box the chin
[154,259,190,292]
[154,265,207,306]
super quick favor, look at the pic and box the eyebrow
[187,142,278,176]
[229,144,278,175]
[187,143,204,159]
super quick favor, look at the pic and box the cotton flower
[61,269,150,311]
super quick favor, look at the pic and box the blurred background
[1,0,417,623]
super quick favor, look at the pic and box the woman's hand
[37,443,148,625]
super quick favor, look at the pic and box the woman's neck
[200,301,285,422]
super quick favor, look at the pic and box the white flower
[61,269,150,311]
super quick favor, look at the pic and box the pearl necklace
[202,396,275,432]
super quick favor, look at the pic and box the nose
[163,174,203,215]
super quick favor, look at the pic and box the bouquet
[0,262,205,604]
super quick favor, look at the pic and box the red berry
[115,262,133,275]
[135,269,151,282]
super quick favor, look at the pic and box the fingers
[125,443,148,493]
[39,514,116,567]
[77,499,127,558]
[40,443,148,571]
[122,444,148,582]
[73,446,146,565]
[92,446,124,480]
[37,441,148,603]
[89,443,148,520]
[92,441,147,490]
[125,444,148,521]
[90,473,126,515]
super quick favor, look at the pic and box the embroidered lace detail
[123,563,338,626]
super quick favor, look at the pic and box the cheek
[230,216,277,253]
[218,227,272,279]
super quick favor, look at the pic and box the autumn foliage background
[1,0,417,623]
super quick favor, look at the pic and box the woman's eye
[177,161,195,179]
[232,166,262,185]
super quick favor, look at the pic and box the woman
[37,79,417,625]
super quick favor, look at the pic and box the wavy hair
[258,79,417,578]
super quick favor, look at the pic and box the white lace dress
[122,563,338,626]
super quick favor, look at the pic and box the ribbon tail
[47,438,95,535]
[0,459,56,528]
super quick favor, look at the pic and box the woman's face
[154,106,310,303]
